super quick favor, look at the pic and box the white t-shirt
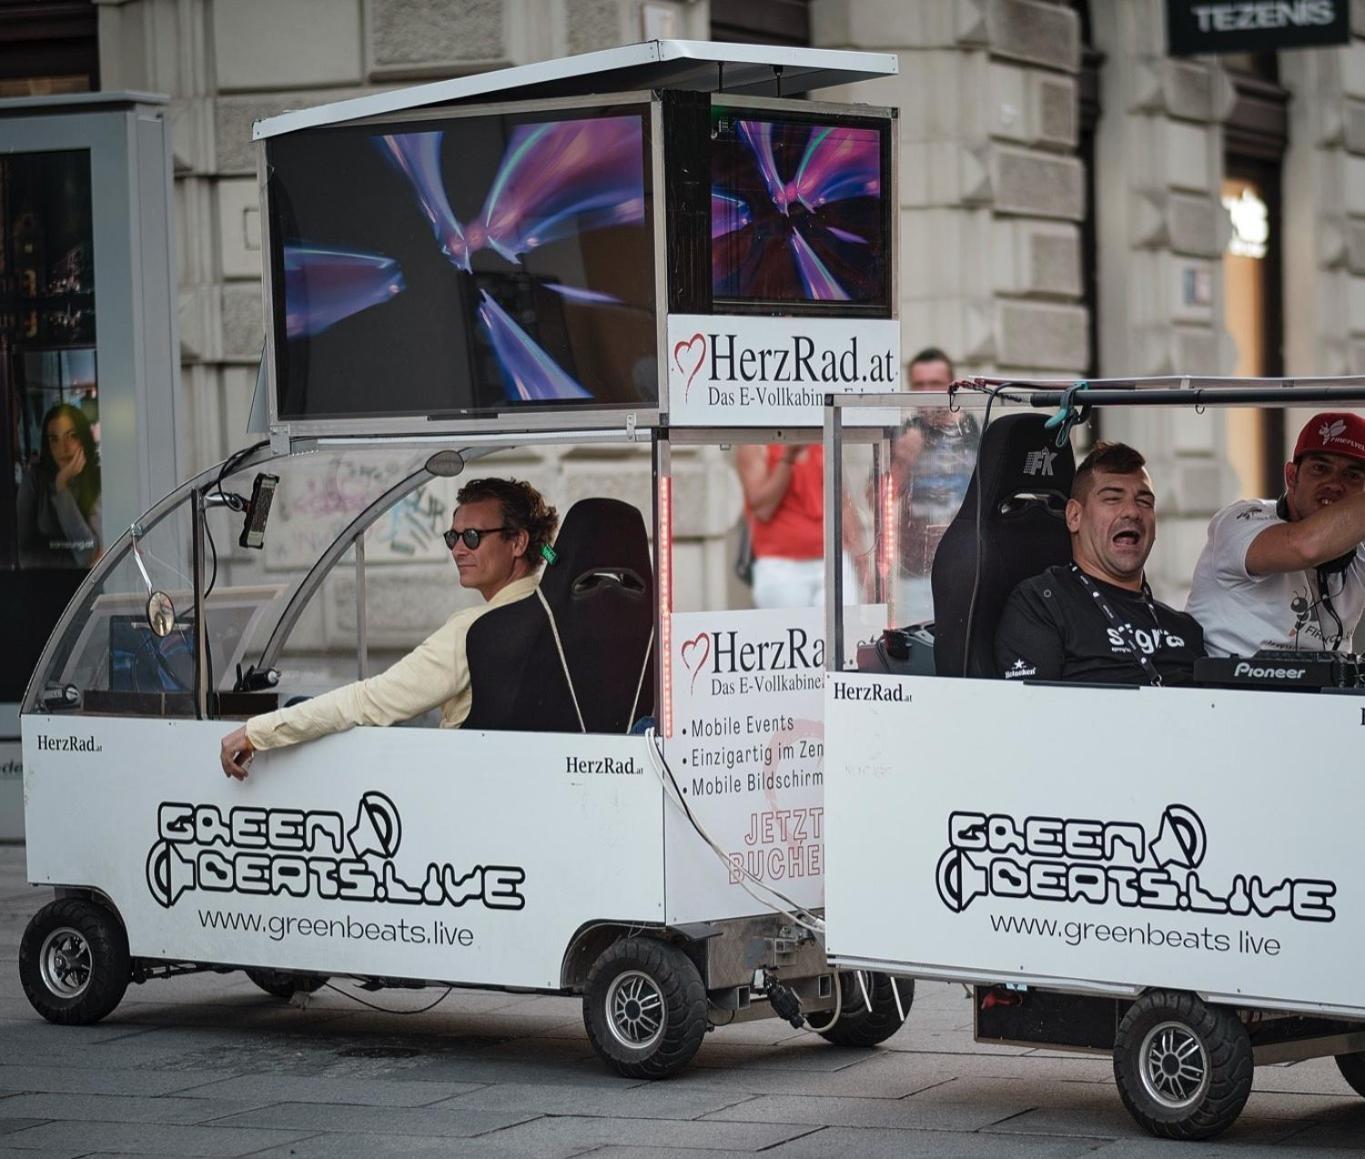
[1185,499,1365,656]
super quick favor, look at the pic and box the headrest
[967,413,1075,515]
[539,497,651,604]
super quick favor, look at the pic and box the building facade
[10,0,1365,606]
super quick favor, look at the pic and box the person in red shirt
[737,444,857,608]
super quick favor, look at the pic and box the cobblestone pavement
[2,844,1364,1157]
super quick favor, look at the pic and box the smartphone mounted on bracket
[239,473,280,550]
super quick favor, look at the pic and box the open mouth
[1112,529,1141,546]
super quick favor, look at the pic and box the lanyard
[1069,564,1165,687]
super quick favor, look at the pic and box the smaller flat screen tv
[710,106,891,313]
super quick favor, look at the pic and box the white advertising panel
[666,313,900,427]
[825,674,1365,1017]
[24,717,663,989]
[663,606,885,923]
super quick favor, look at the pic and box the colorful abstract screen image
[711,113,888,308]
[267,106,656,420]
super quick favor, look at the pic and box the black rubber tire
[582,937,707,1079]
[1113,990,1252,1141]
[1335,1051,1365,1097]
[245,969,330,1000]
[816,971,913,1047]
[18,898,130,1025]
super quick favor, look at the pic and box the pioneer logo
[1233,661,1308,680]
[935,803,1335,923]
[145,792,525,911]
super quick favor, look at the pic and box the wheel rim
[38,926,93,1000]
[604,969,666,1050]
[1138,1019,1210,1110]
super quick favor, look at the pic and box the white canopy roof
[253,39,897,140]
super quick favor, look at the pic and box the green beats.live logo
[146,791,526,911]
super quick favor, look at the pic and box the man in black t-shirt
[995,442,1205,686]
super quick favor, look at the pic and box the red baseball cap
[1293,412,1365,464]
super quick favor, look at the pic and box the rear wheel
[816,971,912,1047]
[19,898,130,1025]
[1113,990,1252,1140]
[583,938,707,1079]
[246,969,330,1000]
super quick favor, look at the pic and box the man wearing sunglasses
[220,477,558,779]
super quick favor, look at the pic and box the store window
[1222,53,1287,499]
[0,149,102,570]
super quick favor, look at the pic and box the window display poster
[0,149,102,570]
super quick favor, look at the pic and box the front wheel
[583,938,707,1079]
[815,971,912,1047]
[19,898,130,1025]
[1113,990,1252,1140]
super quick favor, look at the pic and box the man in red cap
[1187,411,1365,656]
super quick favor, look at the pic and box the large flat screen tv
[266,103,657,421]
[709,104,891,314]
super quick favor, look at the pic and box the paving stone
[0,1067,240,1098]
[667,1052,946,1099]
[0,1147,88,1159]
[175,1073,484,1106]
[573,1149,762,1159]
[244,1133,586,1159]
[207,1101,536,1137]
[1088,1139,1364,1158]
[0,1120,316,1155]
[0,1121,52,1136]
[435,1080,753,1119]
[470,1115,818,1153]
[703,1091,1035,1132]
[0,1095,269,1126]
[766,1124,1103,1157]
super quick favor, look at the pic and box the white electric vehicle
[17,41,913,1079]
[822,380,1365,1138]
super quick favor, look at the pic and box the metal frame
[258,90,664,442]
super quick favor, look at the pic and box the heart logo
[678,631,711,694]
[672,333,707,402]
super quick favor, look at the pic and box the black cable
[321,981,454,1014]
[647,731,823,930]
[217,439,269,512]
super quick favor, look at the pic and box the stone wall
[813,0,1087,379]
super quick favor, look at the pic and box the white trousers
[751,555,858,609]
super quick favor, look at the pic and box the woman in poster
[17,403,102,568]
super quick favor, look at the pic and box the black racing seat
[930,413,1075,678]
[463,497,655,733]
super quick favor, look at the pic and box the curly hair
[456,477,559,564]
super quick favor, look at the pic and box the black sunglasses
[443,526,512,550]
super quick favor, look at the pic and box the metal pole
[191,490,208,720]
[823,400,843,672]
[355,536,368,680]
[1023,386,1365,408]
